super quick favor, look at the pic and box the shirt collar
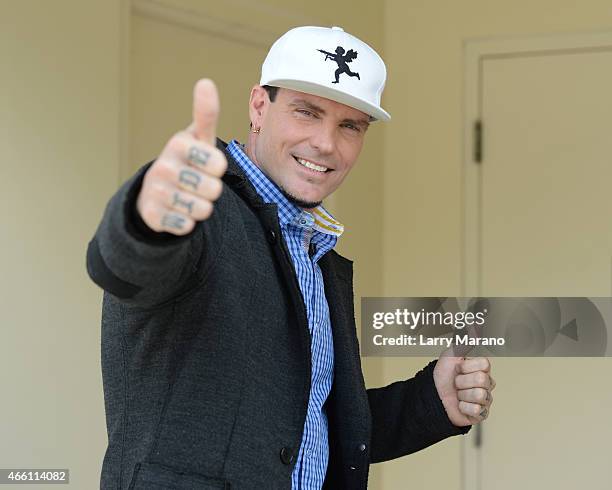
[226,140,344,238]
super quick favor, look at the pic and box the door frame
[461,29,612,490]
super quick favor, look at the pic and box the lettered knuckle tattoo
[187,146,211,167]
[178,168,201,191]
[161,213,187,231]
[172,191,195,215]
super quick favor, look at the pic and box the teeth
[296,157,328,172]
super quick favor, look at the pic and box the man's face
[248,87,370,209]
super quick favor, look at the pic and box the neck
[244,131,258,166]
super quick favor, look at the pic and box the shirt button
[280,446,295,465]
[358,443,366,452]
[267,229,277,244]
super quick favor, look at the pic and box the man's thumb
[192,78,219,144]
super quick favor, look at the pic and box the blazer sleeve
[85,160,224,308]
[367,359,471,463]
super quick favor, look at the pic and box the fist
[433,356,496,426]
[136,79,228,235]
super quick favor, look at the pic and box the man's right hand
[136,79,228,235]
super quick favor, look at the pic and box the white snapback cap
[260,26,390,122]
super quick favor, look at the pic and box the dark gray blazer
[86,140,470,489]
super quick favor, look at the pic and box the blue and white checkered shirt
[227,140,344,489]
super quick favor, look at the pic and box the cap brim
[263,79,391,122]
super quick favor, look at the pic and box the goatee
[280,188,322,210]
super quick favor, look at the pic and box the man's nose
[309,124,336,155]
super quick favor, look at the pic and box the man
[87,26,495,489]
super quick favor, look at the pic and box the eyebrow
[288,98,371,130]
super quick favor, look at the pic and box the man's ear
[249,85,268,128]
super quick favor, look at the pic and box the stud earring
[251,127,260,134]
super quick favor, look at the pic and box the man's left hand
[433,355,496,427]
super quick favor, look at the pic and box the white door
[463,33,612,490]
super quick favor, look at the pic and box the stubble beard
[249,146,324,209]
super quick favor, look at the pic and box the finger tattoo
[161,213,186,230]
[188,146,211,167]
[480,407,488,418]
[172,192,194,214]
[179,169,201,191]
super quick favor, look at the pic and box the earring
[251,127,260,134]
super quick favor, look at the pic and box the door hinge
[474,120,483,163]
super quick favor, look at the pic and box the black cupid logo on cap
[317,46,361,83]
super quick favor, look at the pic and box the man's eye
[342,123,360,132]
[297,109,315,117]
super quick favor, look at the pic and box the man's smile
[292,155,333,173]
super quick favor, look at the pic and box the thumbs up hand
[136,79,228,235]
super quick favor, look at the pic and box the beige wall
[1,0,123,488]
[380,1,612,488]
[3,0,611,488]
